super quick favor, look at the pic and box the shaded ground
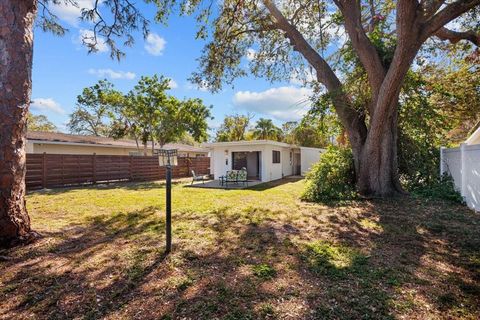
[1,179,479,319]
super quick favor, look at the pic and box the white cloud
[168,79,178,89]
[88,68,136,80]
[50,0,95,27]
[30,98,65,114]
[233,86,313,121]
[144,33,166,56]
[246,48,257,61]
[78,29,108,53]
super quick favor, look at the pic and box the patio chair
[237,168,248,186]
[191,170,208,185]
[224,170,238,187]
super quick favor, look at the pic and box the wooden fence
[26,153,210,190]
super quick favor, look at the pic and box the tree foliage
[68,80,115,136]
[37,0,149,60]
[215,114,253,142]
[27,112,57,132]
[70,76,213,153]
[253,118,282,140]
[302,146,356,202]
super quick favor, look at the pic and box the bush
[301,146,357,202]
[412,174,464,204]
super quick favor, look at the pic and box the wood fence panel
[26,154,210,190]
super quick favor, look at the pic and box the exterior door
[232,152,248,170]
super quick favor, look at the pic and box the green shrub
[301,146,357,202]
[412,173,464,204]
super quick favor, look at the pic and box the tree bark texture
[0,0,37,246]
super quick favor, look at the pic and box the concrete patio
[186,179,264,189]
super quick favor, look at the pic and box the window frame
[272,150,281,164]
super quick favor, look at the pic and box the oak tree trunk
[355,107,403,197]
[0,0,37,247]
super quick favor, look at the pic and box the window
[272,150,281,163]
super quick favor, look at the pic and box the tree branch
[262,0,367,150]
[333,0,386,110]
[423,0,480,40]
[435,27,480,46]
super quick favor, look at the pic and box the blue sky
[30,1,313,136]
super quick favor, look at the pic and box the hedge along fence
[26,153,210,190]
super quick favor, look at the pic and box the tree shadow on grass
[1,197,479,319]
[0,206,170,319]
[27,179,188,196]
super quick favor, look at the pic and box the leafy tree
[27,112,57,132]
[179,0,480,197]
[281,121,299,145]
[281,106,342,148]
[216,114,253,142]
[423,61,480,144]
[123,75,212,154]
[396,60,480,189]
[67,80,115,137]
[253,118,282,140]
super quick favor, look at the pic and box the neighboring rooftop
[26,131,208,153]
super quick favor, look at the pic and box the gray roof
[26,131,208,153]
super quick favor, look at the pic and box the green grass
[252,263,277,280]
[0,178,479,319]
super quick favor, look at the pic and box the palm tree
[253,118,282,141]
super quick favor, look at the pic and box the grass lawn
[1,178,480,319]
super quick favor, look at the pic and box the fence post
[92,153,97,184]
[460,143,466,198]
[42,152,47,189]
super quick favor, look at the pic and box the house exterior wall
[300,147,324,175]
[210,145,269,181]
[27,141,207,157]
[441,144,480,212]
[210,143,296,182]
[207,141,324,182]
[263,144,294,181]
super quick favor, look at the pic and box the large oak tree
[184,0,480,196]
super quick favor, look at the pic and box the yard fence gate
[26,153,210,190]
[440,144,480,212]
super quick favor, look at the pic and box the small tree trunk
[0,0,38,247]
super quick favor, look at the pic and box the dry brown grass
[1,178,479,319]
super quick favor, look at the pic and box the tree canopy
[27,112,57,132]
[253,118,283,140]
[69,76,213,153]
[215,114,253,142]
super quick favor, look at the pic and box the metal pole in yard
[165,164,172,253]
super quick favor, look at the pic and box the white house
[203,140,325,182]
[440,125,480,211]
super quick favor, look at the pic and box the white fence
[440,144,480,211]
